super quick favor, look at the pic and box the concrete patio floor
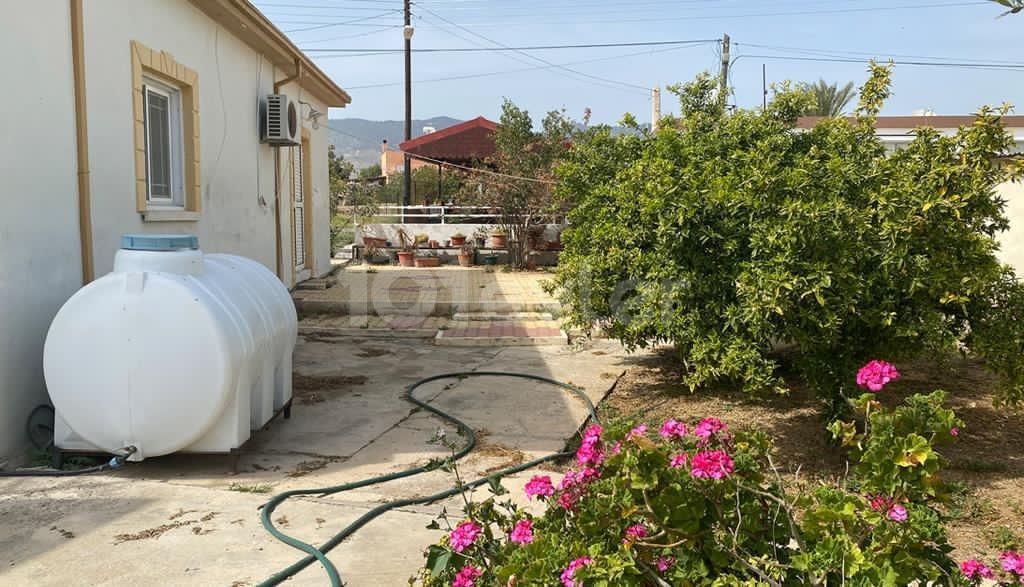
[0,335,643,586]
[293,266,560,317]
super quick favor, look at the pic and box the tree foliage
[549,63,1024,404]
[805,79,857,117]
[460,99,575,268]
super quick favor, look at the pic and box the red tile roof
[399,116,498,162]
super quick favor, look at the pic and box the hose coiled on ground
[256,371,599,587]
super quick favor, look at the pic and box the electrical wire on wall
[256,53,268,208]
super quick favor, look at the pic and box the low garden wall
[356,223,564,247]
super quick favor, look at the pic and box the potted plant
[472,227,488,248]
[362,235,387,248]
[429,239,440,249]
[450,232,467,247]
[396,228,415,267]
[458,243,474,267]
[414,253,441,268]
[414,233,429,248]
[489,227,508,249]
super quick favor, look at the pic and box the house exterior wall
[0,5,81,464]
[0,0,338,465]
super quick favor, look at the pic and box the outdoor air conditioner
[261,94,299,146]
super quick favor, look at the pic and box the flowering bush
[417,362,973,586]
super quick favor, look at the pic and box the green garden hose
[257,371,599,587]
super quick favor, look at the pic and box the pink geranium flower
[524,475,555,499]
[509,519,534,544]
[560,556,594,587]
[887,504,908,522]
[694,417,726,439]
[622,523,647,543]
[960,559,994,580]
[452,565,483,587]
[856,360,901,391]
[656,556,676,572]
[1001,550,1024,574]
[576,424,605,466]
[950,427,960,437]
[689,449,735,479]
[669,453,689,468]
[448,521,482,553]
[626,423,648,440]
[659,419,687,439]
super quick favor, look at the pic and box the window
[130,40,200,220]
[143,78,185,207]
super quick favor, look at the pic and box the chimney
[381,139,389,153]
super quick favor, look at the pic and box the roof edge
[186,0,351,107]
[399,116,498,152]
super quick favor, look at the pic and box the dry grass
[600,348,1024,562]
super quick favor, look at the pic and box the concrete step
[298,315,448,339]
[294,298,561,318]
[294,278,333,291]
[452,311,554,322]
[434,320,567,347]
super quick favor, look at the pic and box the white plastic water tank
[44,234,297,461]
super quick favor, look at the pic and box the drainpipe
[272,59,302,281]
[70,0,94,284]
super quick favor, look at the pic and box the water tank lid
[120,234,199,251]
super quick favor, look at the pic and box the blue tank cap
[120,234,199,251]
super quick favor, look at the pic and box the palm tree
[806,79,857,117]
[992,0,1024,16]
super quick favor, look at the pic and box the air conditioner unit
[261,94,299,146]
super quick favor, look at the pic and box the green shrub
[417,362,972,586]
[548,63,1024,403]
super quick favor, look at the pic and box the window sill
[141,209,200,222]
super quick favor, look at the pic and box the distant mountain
[327,116,462,169]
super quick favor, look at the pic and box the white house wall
[81,0,333,285]
[0,0,337,465]
[0,5,82,464]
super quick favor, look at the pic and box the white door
[291,144,308,276]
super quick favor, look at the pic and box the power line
[736,53,1024,72]
[282,10,402,33]
[301,38,720,53]
[339,43,713,89]
[400,1,989,27]
[322,126,558,184]
[735,42,1024,67]
[413,4,653,93]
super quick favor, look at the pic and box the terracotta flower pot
[363,236,387,248]
[490,234,507,249]
[450,236,467,247]
[414,257,441,268]
[397,251,415,267]
[458,254,473,267]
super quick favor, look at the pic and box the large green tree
[550,64,1024,405]
[805,79,856,117]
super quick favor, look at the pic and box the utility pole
[719,33,730,110]
[651,87,661,132]
[402,0,413,211]
[762,63,767,110]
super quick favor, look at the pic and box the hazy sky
[256,0,1024,124]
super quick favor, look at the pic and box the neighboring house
[0,0,349,465]
[399,116,499,166]
[379,116,499,179]
[797,115,1024,273]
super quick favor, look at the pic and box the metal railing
[375,205,500,224]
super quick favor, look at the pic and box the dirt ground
[597,347,1024,564]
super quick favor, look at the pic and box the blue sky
[256,0,1024,125]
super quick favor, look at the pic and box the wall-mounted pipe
[70,0,94,284]
[272,58,302,282]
